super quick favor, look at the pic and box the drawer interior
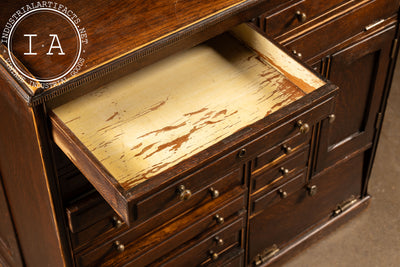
[49,23,328,223]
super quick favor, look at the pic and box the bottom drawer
[153,217,244,267]
[248,151,364,266]
[75,188,245,266]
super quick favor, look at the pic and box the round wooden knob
[112,216,123,229]
[296,11,307,22]
[178,185,192,201]
[209,250,219,261]
[278,189,288,199]
[214,236,224,246]
[214,214,224,225]
[296,120,310,134]
[114,241,125,252]
[209,187,220,199]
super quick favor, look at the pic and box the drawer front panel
[253,130,310,171]
[154,218,244,267]
[251,146,309,193]
[284,0,399,61]
[76,193,245,266]
[252,170,307,214]
[136,163,243,222]
[248,151,365,265]
[263,0,345,38]
[243,96,334,164]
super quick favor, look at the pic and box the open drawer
[49,23,336,224]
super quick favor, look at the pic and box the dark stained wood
[280,0,398,62]
[248,150,365,265]
[316,24,396,171]
[0,63,65,265]
[251,146,309,194]
[0,174,23,267]
[75,190,246,266]
[264,195,371,267]
[259,0,345,38]
[0,0,287,105]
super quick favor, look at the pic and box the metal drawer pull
[238,148,247,158]
[365,19,384,31]
[278,189,288,199]
[292,50,302,59]
[296,11,307,22]
[112,216,123,229]
[114,241,125,252]
[296,120,310,134]
[328,114,336,123]
[307,185,318,196]
[280,167,289,175]
[209,250,219,261]
[177,185,192,201]
[214,236,224,246]
[209,187,220,199]
[214,214,224,225]
[282,144,292,154]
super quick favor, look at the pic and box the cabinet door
[315,26,396,172]
[0,174,23,267]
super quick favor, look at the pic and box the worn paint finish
[52,29,317,190]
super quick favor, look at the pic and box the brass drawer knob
[238,148,247,158]
[214,236,224,246]
[282,144,292,154]
[278,189,288,199]
[112,216,123,229]
[114,241,125,252]
[307,185,318,196]
[296,120,310,134]
[328,114,336,123]
[178,185,192,201]
[214,214,224,225]
[292,50,303,59]
[209,187,220,199]
[209,250,219,261]
[280,167,289,175]
[296,11,307,22]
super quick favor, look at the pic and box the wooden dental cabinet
[0,0,398,266]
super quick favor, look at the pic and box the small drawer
[284,0,399,61]
[71,187,245,252]
[75,191,246,266]
[253,130,311,171]
[135,163,243,223]
[153,218,244,267]
[251,170,307,215]
[66,191,115,233]
[262,0,345,38]
[251,145,309,193]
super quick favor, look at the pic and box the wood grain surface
[52,25,324,190]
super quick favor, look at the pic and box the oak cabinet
[0,0,398,266]
[316,25,396,172]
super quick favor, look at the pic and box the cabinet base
[260,195,371,266]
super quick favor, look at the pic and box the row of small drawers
[55,99,334,266]
[256,0,399,63]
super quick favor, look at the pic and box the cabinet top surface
[0,0,266,104]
